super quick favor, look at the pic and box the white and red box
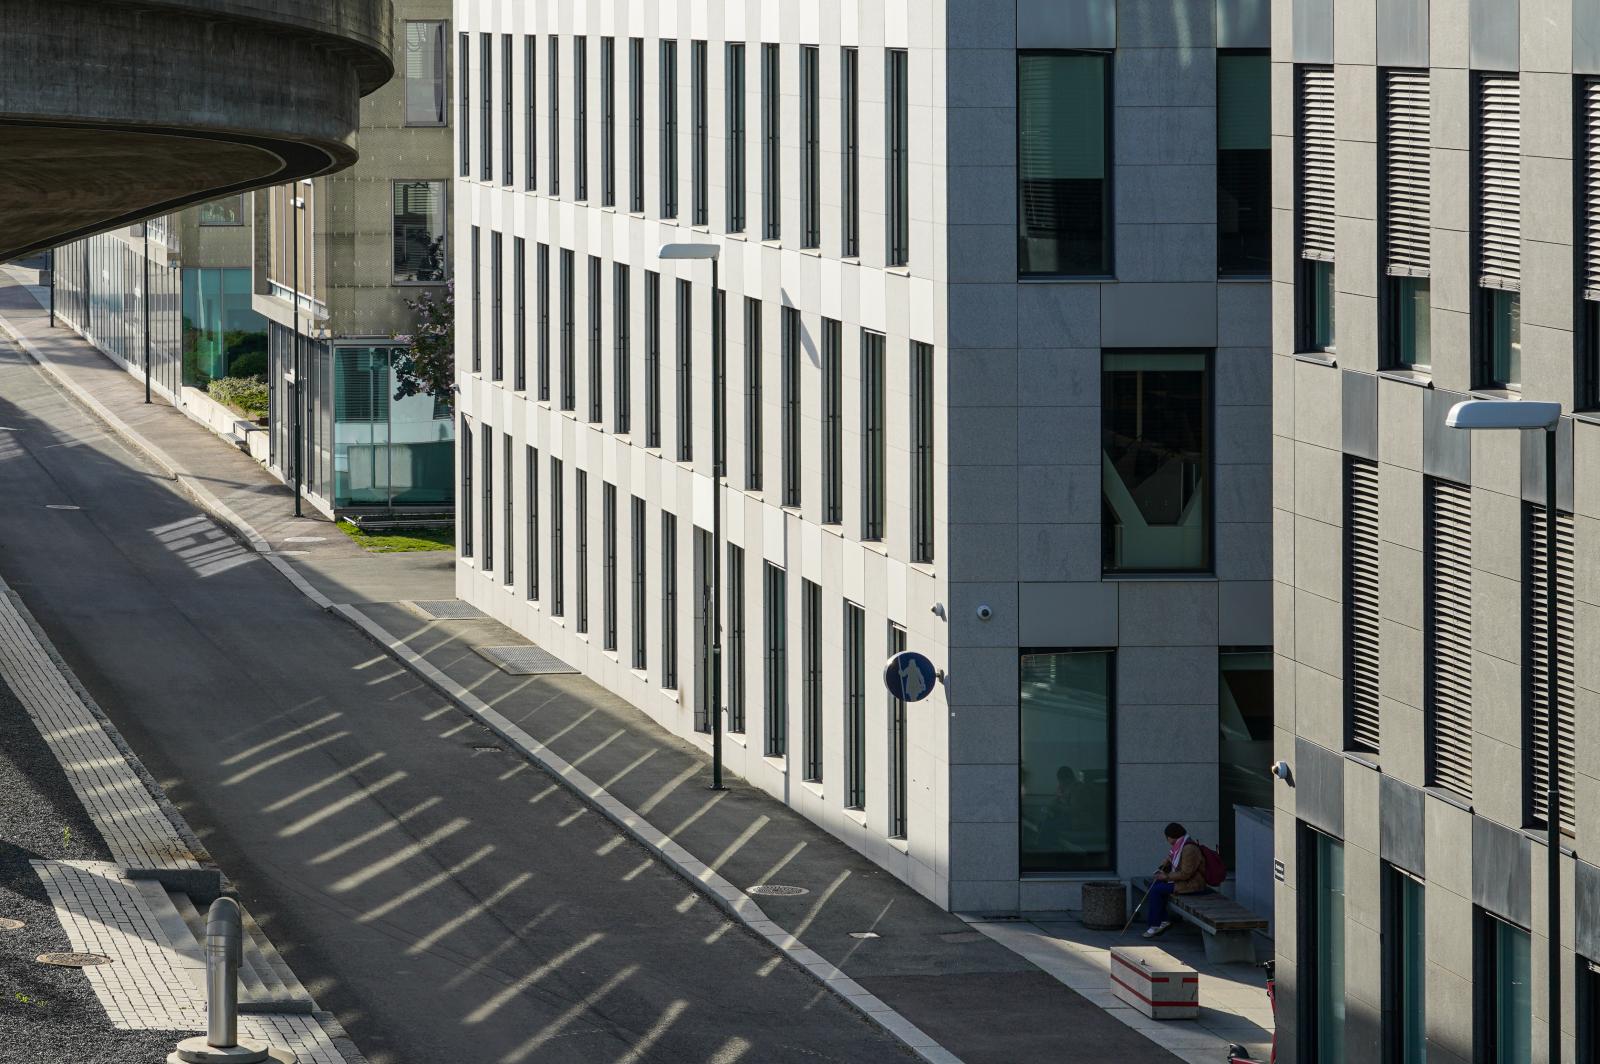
[1109,945,1200,1020]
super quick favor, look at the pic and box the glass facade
[393,181,449,283]
[1017,52,1110,276]
[53,233,184,400]
[1019,650,1112,875]
[183,268,267,387]
[1102,352,1209,572]
[1217,650,1272,865]
[197,195,246,226]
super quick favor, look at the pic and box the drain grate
[408,600,488,620]
[476,645,577,675]
[747,884,809,897]
[37,952,111,967]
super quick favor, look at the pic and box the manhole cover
[408,600,487,620]
[37,952,112,967]
[747,884,809,897]
[476,645,577,675]
[45,504,81,511]
[0,918,22,931]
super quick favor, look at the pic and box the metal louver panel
[1477,75,1520,291]
[1584,79,1600,300]
[1345,459,1382,752]
[1527,506,1576,834]
[1384,70,1430,277]
[1299,66,1336,261]
[1426,478,1473,802]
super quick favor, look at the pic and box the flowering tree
[391,280,455,406]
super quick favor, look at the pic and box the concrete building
[1272,0,1600,1060]
[454,0,1273,913]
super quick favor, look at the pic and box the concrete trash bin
[1079,880,1126,930]
[1109,945,1199,1020]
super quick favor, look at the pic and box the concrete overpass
[0,0,393,261]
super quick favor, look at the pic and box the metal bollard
[169,897,294,1064]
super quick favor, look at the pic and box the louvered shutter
[1345,459,1382,752]
[1583,79,1600,300]
[1426,479,1474,801]
[1477,75,1520,291]
[1527,506,1576,834]
[1299,67,1336,261]
[1384,70,1430,277]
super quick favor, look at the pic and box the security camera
[1272,760,1292,782]
[976,604,993,622]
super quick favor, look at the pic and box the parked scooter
[1225,960,1276,1063]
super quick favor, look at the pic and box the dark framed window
[910,341,934,563]
[842,47,860,258]
[502,34,514,185]
[614,263,631,434]
[1102,351,1210,572]
[887,623,908,839]
[821,318,842,524]
[404,22,449,127]
[588,255,603,423]
[502,435,514,586]
[524,35,536,190]
[526,445,539,600]
[801,578,822,782]
[886,48,909,267]
[761,44,781,241]
[480,33,493,180]
[1579,958,1600,1064]
[1218,650,1272,866]
[781,306,801,507]
[573,36,588,200]
[843,601,865,810]
[603,483,617,651]
[1020,649,1113,873]
[548,36,560,195]
[763,563,787,757]
[660,40,679,219]
[550,457,564,616]
[490,230,503,381]
[575,469,588,634]
[560,249,576,410]
[1017,51,1110,276]
[1381,68,1431,371]
[692,40,708,226]
[744,298,762,491]
[661,512,678,688]
[536,243,551,400]
[1297,65,1336,352]
[645,270,662,447]
[460,418,473,556]
[1473,73,1520,390]
[1383,865,1426,1064]
[800,45,821,248]
[631,496,647,670]
[458,32,471,175]
[1478,288,1521,390]
[392,180,448,283]
[861,330,886,541]
[676,278,693,462]
[513,237,526,390]
[481,427,494,572]
[1298,825,1346,1061]
[694,530,712,733]
[726,43,747,233]
[1217,50,1269,276]
[629,38,645,213]
[600,37,616,206]
[727,544,745,733]
[1476,912,1532,1063]
[470,226,481,372]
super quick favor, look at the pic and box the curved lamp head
[657,242,720,261]
[1446,399,1561,431]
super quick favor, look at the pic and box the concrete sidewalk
[0,270,1277,1062]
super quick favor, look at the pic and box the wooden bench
[1134,877,1268,964]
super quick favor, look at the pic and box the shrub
[208,376,268,418]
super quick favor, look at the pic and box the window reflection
[404,21,449,127]
[393,181,449,283]
[1020,651,1112,874]
[1102,352,1209,571]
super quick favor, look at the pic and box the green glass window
[1305,260,1336,351]
[331,346,455,508]
[1020,650,1112,874]
[182,268,267,387]
[1313,830,1346,1061]
[1018,52,1110,276]
[1487,915,1532,1063]
[1391,277,1431,370]
[1217,51,1270,276]
[1103,352,1209,572]
[1218,651,1272,865]
[1389,867,1426,1064]
[1484,289,1521,388]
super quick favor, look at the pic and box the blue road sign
[883,650,937,703]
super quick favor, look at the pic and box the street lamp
[658,241,725,791]
[1446,397,1563,1061]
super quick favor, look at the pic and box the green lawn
[336,522,455,554]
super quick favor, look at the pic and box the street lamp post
[1446,398,1563,1061]
[658,241,725,791]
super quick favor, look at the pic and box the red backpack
[1196,841,1227,887]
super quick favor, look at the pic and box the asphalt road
[0,345,912,1063]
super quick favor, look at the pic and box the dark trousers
[1146,881,1176,928]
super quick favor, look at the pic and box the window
[781,307,801,507]
[614,264,631,434]
[764,563,787,756]
[1581,959,1600,1063]
[575,469,588,634]
[1020,650,1113,873]
[458,32,470,175]
[470,227,481,372]
[1102,352,1209,572]
[1425,477,1473,801]
[502,435,514,586]
[660,40,679,219]
[1382,69,1431,370]
[1475,73,1521,389]
[842,48,859,258]
[728,544,745,733]
[481,427,494,572]
[1344,457,1381,752]
[744,298,762,490]
[460,419,473,556]
[676,278,694,462]
[1217,50,1269,276]
[573,37,588,200]
[801,578,822,782]
[526,445,539,600]
[629,38,645,213]
[1298,66,1336,352]
[490,231,503,381]
[910,341,934,563]
[821,319,842,524]
[645,270,662,447]
[588,256,603,423]
[1526,503,1575,834]
[762,44,781,241]
[550,457,565,617]
[537,243,551,400]
[886,49,909,267]
[1218,650,1272,865]
[198,195,246,226]
[524,35,536,190]
[1302,828,1346,1061]
[480,33,493,181]
[800,45,820,248]
[631,496,647,670]
[726,44,747,233]
[513,237,526,390]
[1583,80,1600,407]
[502,35,514,185]
[861,330,886,541]
[601,38,615,206]
[692,40,708,226]
[712,288,726,473]
[1018,52,1110,276]
[405,22,447,126]
[560,249,575,410]
[1385,866,1426,1064]
[843,602,865,810]
[392,181,448,283]
[1480,913,1532,1063]
[661,512,678,688]
[888,623,908,839]
[694,530,713,733]
[603,484,617,651]
[548,37,560,195]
